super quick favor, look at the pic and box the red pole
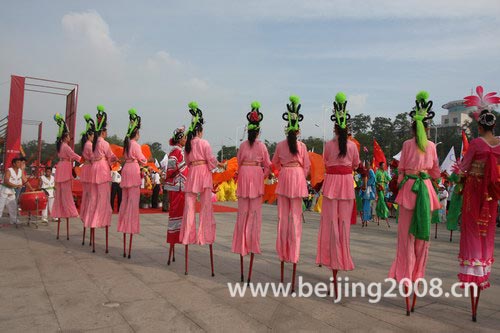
[247,253,254,286]
[128,234,133,258]
[291,263,297,293]
[56,220,60,240]
[36,122,42,178]
[405,285,410,316]
[280,261,284,283]
[92,228,95,253]
[66,218,69,240]
[209,244,215,277]
[184,245,189,275]
[82,227,86,246]
[123,234,126,257]
[105,226,109,254]
[240,255,244,282]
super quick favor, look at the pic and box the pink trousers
[388,206,430,283]
[52,180,79,218]
[316,198,354,271]
[180,188,216,245]
[232,197,262,256]
[276,195,303,263]
[117,186,140,234]
[88,182,112,228]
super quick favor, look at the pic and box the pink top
[121,140,147,188]
[460,137,500,172]
[55,142,81,183]
[184,137,218,193]
[396,139,440,210]
[322,139,360,199]
[91,137,117,184]
[80,141,93,183]
[237,140,272,198]
[272,140,311,198]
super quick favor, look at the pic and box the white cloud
[348,94,368,114]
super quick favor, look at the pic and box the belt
[83,161,91,165]
[125,159,137,163]
[59,158,71,162]
[92,157,103,162]
[190,160,207,166]
[242,161,261,166]
[282,162,300,167]
[405,169,429,176]
[400,172,432,241]
[326,165,352,174]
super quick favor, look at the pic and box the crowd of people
[1,86,499,322]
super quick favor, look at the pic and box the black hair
[335,124,348,158]
[124,128,139,156]
[287,130,298,155]
[478,110,496,132]
[379,161,385,168]
[57,132,69,153]
[92,130,100,152]
[80,133,89,154]
[248,128,259,146]
[185,124,203,154]
[45,166,52,171]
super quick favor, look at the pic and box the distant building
[440,100,476,128]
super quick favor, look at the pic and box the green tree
[264,140,277,157]
[351,114,371,135]
[148,142,165,162]
[302,136,324,154]
[216,145,237,161]
[371,116,393,156]
[106,134,123,145]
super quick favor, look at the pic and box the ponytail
[92,131,100,152]
[336,124,348,158]
[287,130,298,155]
[248,129,258,146]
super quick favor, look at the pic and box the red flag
[348,136,360,153]
[461,130,469,158]
[373,139,387,169]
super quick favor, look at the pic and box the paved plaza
[0,203,499,332]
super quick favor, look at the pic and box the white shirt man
[0,159,23,224]
[40,169,55,222]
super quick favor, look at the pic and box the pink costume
[52,142,81,218]
[117,140,147,234]
[458,137,500,290]
[272,140,311,263]
[316,139,360,270]
[180,137,217,245]
[232,140,272,255]
[88,137,117,228]
[79,141,93,225]
[388,139,440,283]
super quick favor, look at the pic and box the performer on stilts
[375,161,391,227]
[180,102,225,276]
[51,113,81,240]
[166,126,188,265]
[88,105,117,253]
[232,101,271,284]
[79,114,95,245]
[457,86,500,322]
[271,95,311,293]
[388,91,440,316]
[117,109,147,259]
[316,92,360,300]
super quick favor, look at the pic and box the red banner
[5,76,25,168]
[372,138,387,169]
[65,88,77,149]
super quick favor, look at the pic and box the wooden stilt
[411,292,417,312]
[92,228,95,253]
[280,261,284,283]
[404,285,410,316]
[123,234,126,257]
[172,245,175,262]
[434,223,438,239]
[247,253,254,286]
[184,245,189,275]
[291,263,297,293]
[240,255,244,282]
[66,218,69,240]
[128,234,133,258]
[105,226,109,254]
[332,270,338,300]
[209,244,215,277]
[56,219,61,240]
[82,227,86,246]
[450,230,453,242]
[167,243,173,265]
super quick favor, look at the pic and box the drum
[19,191,48,212]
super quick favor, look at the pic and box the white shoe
[42,218,48,222]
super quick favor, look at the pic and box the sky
[1,0,500,151]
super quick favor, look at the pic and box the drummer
[39,166,55,223]
[0,157,32,225]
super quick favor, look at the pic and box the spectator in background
[110,168,122,213]
[151,170,161,208]
[40,166,55,223]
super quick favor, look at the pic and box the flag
[461,130,469,159]
[373,139,387,169]
[349,136,360,153]
[440,146,456,175]
[393,151,402,161]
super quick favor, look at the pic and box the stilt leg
[56,219,60,240]
[82,227,86,246]
[404,285,410,316]
[474,288,481,322]
[450,230,453,242]
[280,261,284,283]
[291,263,297,293]
[332,270,338,300]
[172,245,175,262]
[184,245,188,275]
[209,244,215,277]
[66,218,69,240]
[128,234,133,259]
[386,219,390,228]
[89,227,92,246]
[435,223,438,239]
[105,226,109,254]
[470,285,480,322]
[411,292,417,312]
[167,243,173,265]
[247,253,254,286]
[240,255,244,282]
[123,234,126,257]
[92,228,95,253]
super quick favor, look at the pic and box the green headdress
[410,91,435,152]
[53,113,68,140]
[331,92,350,129]
[80,114,95,136]
[95,105,108,132]
[126,108,141,138]
[283,95,303,133]
[247,101,264,131]
[187,101,204,134]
